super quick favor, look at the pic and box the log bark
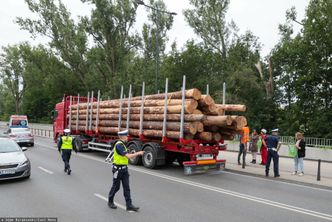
[195,122,204,133]
[73,104,196,115]
[193,109,203,114]
[212,132,222,141]
[231,116,247,130]
[71,125,193,140]
[204,126,219,132]
[202,115,232,127]
[198,95,215,107]
[130,88,202,101]
[216,104,246,112]
[195,132,213,141]
[74,120,197,134]
[71,99,198,110]
[71,113,205,122]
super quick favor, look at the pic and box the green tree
[272,0,332,137]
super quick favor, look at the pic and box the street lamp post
[136,0,177,93]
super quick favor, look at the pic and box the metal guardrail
[279,136,332,149]
[30,128,53,139]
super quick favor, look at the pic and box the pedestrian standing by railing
[260,129,267,165]
[250,129,259,164]
[265,129,281,178]
[292,132,306,176]
[238,125,250,166]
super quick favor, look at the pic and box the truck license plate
[0,170,15,175]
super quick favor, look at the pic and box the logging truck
[52,77,247,175]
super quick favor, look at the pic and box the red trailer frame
[52,79,227,175]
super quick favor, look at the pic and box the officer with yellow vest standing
[108,130,144,212]
[57,129,77,175]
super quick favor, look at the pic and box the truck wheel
[128,143,142,165]
[75,137,83,152]
[142,146,157,169]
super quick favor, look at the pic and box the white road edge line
[38,166,54,174]
[36,142,332,220]
[94,193,126,210]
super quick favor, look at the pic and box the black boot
[127,205,139,212]
[108,202,117,209]
[67,169,72,175]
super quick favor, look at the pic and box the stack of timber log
[69,88,247,142]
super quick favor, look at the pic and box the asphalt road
[1,136,332,222]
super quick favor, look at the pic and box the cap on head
[271,128,279,133]
[64,129,70,134]
[261,129,267,134]
[118,129,128,136]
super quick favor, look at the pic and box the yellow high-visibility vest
[61,136,73,150]
[113,141,128,165]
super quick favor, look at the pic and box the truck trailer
[52,77,228,175]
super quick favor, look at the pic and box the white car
[7,128,34,147]
[0,138,31,180]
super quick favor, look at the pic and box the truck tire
[127,142,142,165]
[142,146,157,169]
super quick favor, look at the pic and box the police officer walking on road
[265,129,281,177]
[108,130,144,212]
[57,129,77,175]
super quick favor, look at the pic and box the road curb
[224,168,332,191]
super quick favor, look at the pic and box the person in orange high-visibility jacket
[238,126,250,166]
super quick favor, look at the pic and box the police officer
[57,129,77,175]
[108,130,144,212]
[265,129,281,177]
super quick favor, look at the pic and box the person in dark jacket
[292,132,306,176]
[265,129,281,177]
[57,129,77,175]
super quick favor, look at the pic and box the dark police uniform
[57,135,77,175]
[108,140,133,208]
[265,134,280,177]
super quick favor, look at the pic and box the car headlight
[19,160,30,167]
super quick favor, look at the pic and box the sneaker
[64,168,67,173]
[274,174,280,178]
[291,171,297,175]
[126,205,139,212]
[108,202,117,209]
[67,169,72,175]
[298,173,304,176]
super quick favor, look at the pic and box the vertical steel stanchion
[76,94,80,132]
[317,159,321,181]
[180,75,186,140]
[96,90,101,134]
[89,91,94,131]
[162,78,169,140]
[68,96,72,130]
[223,82,226,105]
[85,92,90,132]
[126,85,132,131]
[139,82,145,137]
[206,84,209,95]
[118,86,124,130]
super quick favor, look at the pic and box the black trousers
[265,149,279,176]
[238,143,246,163]
[61,149,72,170]
[108,168,132,207]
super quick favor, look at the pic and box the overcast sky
[0,0,309,57]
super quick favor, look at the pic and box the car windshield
[0,139,21,153]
